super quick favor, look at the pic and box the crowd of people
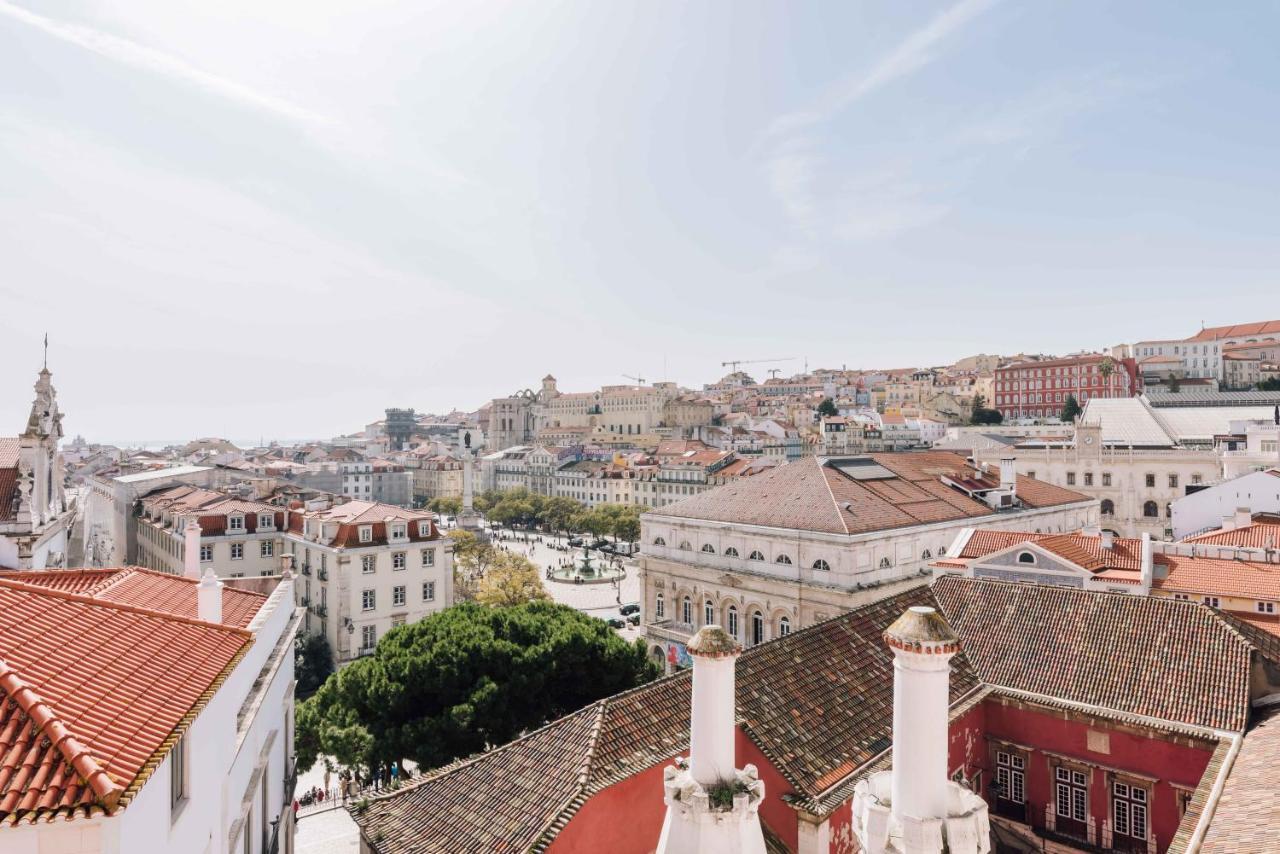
[292,763,408,817]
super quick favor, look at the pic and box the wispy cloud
[0,0,331,127]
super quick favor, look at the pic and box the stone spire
[852,606,989,854]
[656,626,766,854]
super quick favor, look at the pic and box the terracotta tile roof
[1154,555,1280,602]
[0,568,268,629]
[0,578,252,825]
[1190,319,1280,341]
[957,530,1145,572]
[0,439,17,468]
[0,438,18,524]
[655,452,1089,535]
[932,575,1253,732]
[1185,520,1280,550]
[1200,708,1280,852]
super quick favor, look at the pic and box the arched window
[748,550,765,561]
[701,544,716,553]
[653,536,666,546]
[778,616,791,637]
[921,549,933,560]
[1143,501,1159,518]
[704,600,714,627]
[1017,551,1036,564]
[775,554,793,565]
[724,547,740,558]
[879,557,892,569]
[751,611,765,647]
[812,559,831,571]
[727,605,739,639]
[655,593,664,619]
[679,541,692,551]
[681,596,692,625]
[938,545,946,556]
[1101,499,1115,516]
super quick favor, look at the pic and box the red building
[994,353,1138,420]
[352,577,1279,853]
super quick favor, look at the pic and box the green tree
[1258,376,1280,391]
[295,601,659,773]
[1059,394,1082,423]
[427,496,463,517]
[540,496,583,539]
[817,397,838,417]
[969,394,1004,425]
[295,633,335,699]
[475,552,550,607]
[1168,372,1181,393]
[612,507,643,545]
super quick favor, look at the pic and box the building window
[682,596,693,625]
[655,593,664,618]
[230,543,244,560]
[812,559,831,571]
[1112,782,1148,844]
[170,734,187,810]
[1202,596,1220,608]
[1258,601,1275,614]
[392,552,406,570]
[260,541,274,558]
[393,585,406,606]
[390,524,406,539]
[879,557,892,569]
[778,616,791,636]
[1143,501,1159,518]
[1169,474,1179,488]
[1066,472,1076,486]
[361,624,376,652]
[228,515,245,531]
[418,521,431,536]
[362,589,376,611]
[1145,474,1155,488]
[1017,551,1036,564]
[724,547,739,558]
[359,525,373,543]
[1101,499,1115,515]
[1102,472,1112,487]
[362,555,376,574]
[1055,766,1088,824]
[1173,593,1190,601]
[199,544,213,562]
[678,541,692,551]
[775,554,793,565]
[258,513,274,529]
[748,550,765,561]
[422,581,435,602]
[704,599,714,626]
[421,548,435,567]
[701,544,715,553]
[653,537,666,546]
[1083,472,1094,487]
[727,605,739,639]
[1191,473,1203,485]
[995,751,1025,804]
[750,610,764,646]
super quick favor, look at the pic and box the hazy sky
[2,1,1278,442]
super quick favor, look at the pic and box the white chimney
[1235,507,1253,530]
[999,458,1016,494]
[1221,515,1236,532]
[688,627,740,785]
[1139,533,1154,594]
[1100,530,1115,550]
[198,567,223,624]
[852,606,989,854]
[184,518,202,580]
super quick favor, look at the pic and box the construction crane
[622,373,647,385]
[768,369,783,379]
[721,357,796,374]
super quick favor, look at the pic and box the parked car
[606,617,626,629]
[567,537,584,546]
[626,613,641,626]
[619,603,640,616]
[590,538,611,549]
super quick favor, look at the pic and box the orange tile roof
[0,578,252,825]
[1190,319,1280,341]
[1153,555,1280,601]
[0,438,19,524]
[0,568,268,629]
[957,530,1145,572]
[1185,520,1280,550]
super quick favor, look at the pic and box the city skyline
[3,1,1278,439]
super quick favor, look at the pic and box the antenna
[43,332,48,370]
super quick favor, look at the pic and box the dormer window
[227,514,245,531]
[390,523,407,540]
[359,525,373,543]
[418,521,431,537]
[258,513,274,529]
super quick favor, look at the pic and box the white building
[1134,319,1280,383]
[0,563,300,854]
[83,464,215,567]
[640,450,1096,671]
[1171,469,1280,539]
[136,484,288,580]
[0,366,77,569]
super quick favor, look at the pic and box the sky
[1,1,1278,443]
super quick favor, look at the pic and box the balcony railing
[317,567,329,582]
[300,563,312,576]
[311,604,328,619]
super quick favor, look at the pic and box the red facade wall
[737,730,799,853]
[547,759,672,854]
[981,700,1213,852]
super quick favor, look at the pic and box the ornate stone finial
[883,606,959,655]
[687,625,741,658]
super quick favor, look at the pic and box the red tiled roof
[0,578,252,824]
[1185,520,1280,550]
[1200,707,1280,851]
[1154,555,1280,602]
[957,530,1145,572]
[656,452,1090,536]
[1190,320,1280,341]
[0,568,268,629]
[0,438,18,524]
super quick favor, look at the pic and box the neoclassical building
[639,451,1096,671]
[0,364,75,569]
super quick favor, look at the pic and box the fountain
[549,545,627,585]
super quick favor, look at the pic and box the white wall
[1171,470,1280,539]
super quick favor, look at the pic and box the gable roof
[1186,518,1280,550]
[0,567,268,629]
[653,451,1088,535]
[1190,319,1280,341]
[0,578,252,825]
[1199,707,1280,852]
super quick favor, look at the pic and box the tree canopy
[1059,394,1082,423]
[817,397,838,417]
[969,394,1004,425]
[295,601,659,773]
[295,633,335,699]
[475,552,550,607]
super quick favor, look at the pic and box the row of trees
[295,601,659,775]
[447,529,551,607]
[428,488,644,544]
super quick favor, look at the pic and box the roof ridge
[0,657,124,812]
[0,577,255,637]
[816,460,852,536]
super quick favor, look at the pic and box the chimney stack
[999,458,1016,495]
[1100,530,1115,550]
[1235,507,1253,530]
[687,626,740,786]
[184,519,202,580]
[1139,533,1154,593]
[197,568,223,624]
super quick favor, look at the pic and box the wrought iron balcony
[317,567,329,582]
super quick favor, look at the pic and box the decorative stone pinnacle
[883,606,959,654]
[688,625,740,658]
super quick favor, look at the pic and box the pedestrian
[293,797,300,817]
